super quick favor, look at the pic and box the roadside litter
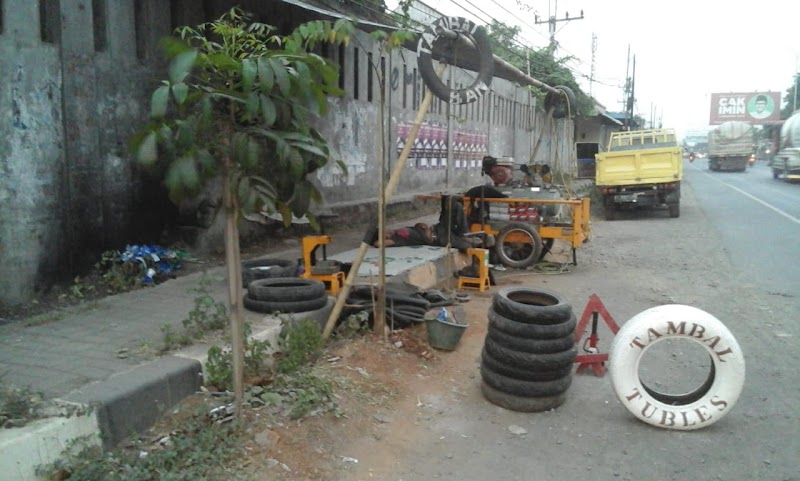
[99,244,189,285]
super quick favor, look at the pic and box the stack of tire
[480,287,578,412]
[243,277,328,314]
[241,258,298,288]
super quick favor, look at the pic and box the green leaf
[169,49,198,84]
[335,159,348,176]
[165,155,200,196]
[246,137,260,169]
[237,176,250,205]
[250,176,278,197]
[206,52,240,71]
[319,63,339,87]
[137,132,158,166]
[271,58,291,96]
[172,82,189,105]
[245,93,259,118]
[257,58,274,92]
[370,30,389,42]
[200,97,214,125]
[276,137,291,162]
[306,212,320,232]
[197,149,217,174]
[290,142,327,159]
[176,121,195,147]
[178,155,201,188]
[242,58,256,91]
[151,85,171,119]
[260,95,277,126]
[159,37,193,59]
[279,204,293,227]
[287,148,304,179]
[290,180,311,214]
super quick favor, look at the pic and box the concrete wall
[0,0,179,305]
[0,0,574,305]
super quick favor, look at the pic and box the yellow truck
[595,129,683,220]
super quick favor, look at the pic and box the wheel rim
[499,228,535,264]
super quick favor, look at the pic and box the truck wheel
[604,203,616,221]
[668,203,680,218]
[494,223,543,269]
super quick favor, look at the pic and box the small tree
[132,7,352,410]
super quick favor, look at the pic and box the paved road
[686,159,800,294]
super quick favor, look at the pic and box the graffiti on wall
[396,121,487,170]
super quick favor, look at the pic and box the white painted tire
[609,305,745,430]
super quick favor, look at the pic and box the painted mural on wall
[396,121,487,170]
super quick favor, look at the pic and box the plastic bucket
[426,317,468,350]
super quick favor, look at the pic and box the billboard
[709,92,781,125]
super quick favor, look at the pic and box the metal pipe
[433,26,561,95]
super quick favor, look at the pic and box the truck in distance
[595,129,683,220]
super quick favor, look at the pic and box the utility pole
[535,1,584,53]
[589,33,597,96]
[627,55,636,129]
[623,45,631,130]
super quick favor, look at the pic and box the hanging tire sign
[609,305,745,431]
[417,16,494,105]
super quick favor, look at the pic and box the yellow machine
[300,221,346,295]
[418,193,591,268]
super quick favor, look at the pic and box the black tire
[488,307,577,340]
[493,223,543,269]
[481,347,573,382]
[480,363,572,397]
[668,202,680,218]
[242,258,297,287]
[486,326,575,354]
[484,337,577,371]
[604,201,616,221]
[417,17,494,105]
[243,294,328,314]
[492,287,572,325]
[247,278,326,302]
[350,286,430,309]
[544,85,577,119]
[480,382,567,412]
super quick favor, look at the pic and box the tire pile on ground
[480,287,578,412]
[344,285,456,328]
[241,258,298,287]
[240,258,329,314]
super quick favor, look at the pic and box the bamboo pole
[322,64,446,340]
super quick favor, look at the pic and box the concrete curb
[63,356,204,450]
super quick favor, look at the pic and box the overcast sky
[385,0,800,137]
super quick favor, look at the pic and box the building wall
[0,0,574,305]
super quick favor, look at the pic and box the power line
[331,0,598,95]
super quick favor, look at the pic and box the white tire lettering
[609,305,745,430]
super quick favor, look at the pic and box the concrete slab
[330,245,451,277]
